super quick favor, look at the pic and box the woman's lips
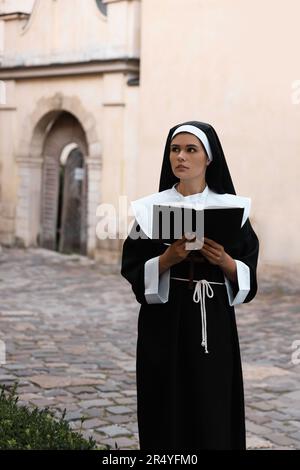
[176,166,188,170]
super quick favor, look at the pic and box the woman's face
[169,132,210,181]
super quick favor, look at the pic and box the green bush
[0,383,99,450]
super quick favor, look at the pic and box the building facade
[0,0,141,264]
[0,0,300,266]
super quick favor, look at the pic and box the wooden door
[58,148,84,254]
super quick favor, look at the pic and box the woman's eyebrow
[171,144,199,148]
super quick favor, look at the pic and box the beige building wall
[138,0,300,266]
[0,0,141,262]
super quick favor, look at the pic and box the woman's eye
[171,148,196,152]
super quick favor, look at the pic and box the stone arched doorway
[40,112,88,255]
[15,93,102,257]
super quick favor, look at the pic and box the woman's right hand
[159,233,196,274]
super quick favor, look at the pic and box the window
[95,0,107,16]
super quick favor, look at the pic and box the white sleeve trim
[144,256,170,304]
[224,259,250,306]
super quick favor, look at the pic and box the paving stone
[280,390,300,403]
[100,392,123,399]
[51,396,76,404]
[125,422,139,433]
[45,363,69,368]
[255,392,276,400]
[96,424,132,437]
[93,433,113,445]
[28,375,104,389]
[114,397,136,405]
[81,429,95,441]
[81,418,105,430]
[113,436,136,449]
[250,401,276,411]
[0,374,18,381]
[288,420,300,429]
[104,414,132,425]
[289,431,300,441]
[18,393,43,401]
[56,403,78,412]
[83,407,104,418]
[246,410,271,425]
[267,410,291,421]
[4,364,37,371]
[266,433,297,447]
[1,248,300,450]
[97,381,119,389]
[44,389,70,397]
[30,398,55,407]
[79,399,112,409]
[106,405,132,415]
[246,421,271,436]
[65,410,83,421]
[97,437,119,449]
[122,390,137,397]
[246,434,275,449]
[263,420,297,433]
[276,408,300,419]
[67,386,97,394]
[75,393,99,400]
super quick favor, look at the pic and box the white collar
[171,182,209,201]
[130,183,210,239]
[130,184,251,239]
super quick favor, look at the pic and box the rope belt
[170,277,225,354]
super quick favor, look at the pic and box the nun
[121,121,259,450]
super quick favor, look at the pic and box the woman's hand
[159,233,196,274]
[199,237,227,266]
[200,237,238,283]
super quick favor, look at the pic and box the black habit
[121,121,259,451]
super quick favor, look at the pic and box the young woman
[121,121,259,450]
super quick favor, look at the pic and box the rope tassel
[170,277,225,354]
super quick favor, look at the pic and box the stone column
[86,157,102,257]
[15,157,43,247]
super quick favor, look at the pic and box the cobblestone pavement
[0,247,299,450]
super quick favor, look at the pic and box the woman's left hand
[199,237,227,267]
[200,237,238,283]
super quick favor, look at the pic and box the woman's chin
[174,171,189,178]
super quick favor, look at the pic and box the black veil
[158,120,236,195]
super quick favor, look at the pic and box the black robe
[121,217,259,451]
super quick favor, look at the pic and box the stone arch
[17,93,101,160]
[15,94,102,256]
[60,143,79,166]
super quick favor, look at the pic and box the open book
[151,201,244,251]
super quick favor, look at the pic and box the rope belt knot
[170,277,225,354]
